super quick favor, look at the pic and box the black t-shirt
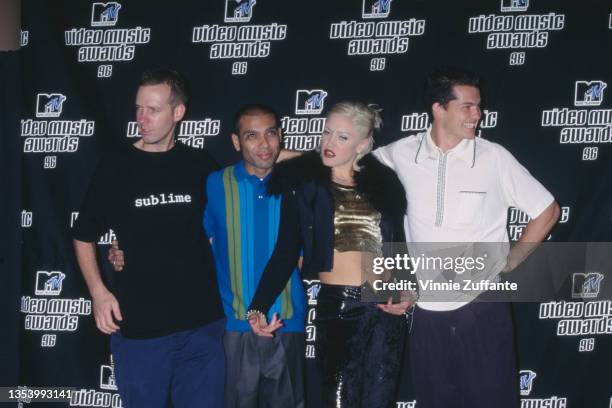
[73,142,223,339]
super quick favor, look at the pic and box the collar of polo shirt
[415,126,477,168]
[234,160,271,183]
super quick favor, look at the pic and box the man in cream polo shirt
[373,67,560,408]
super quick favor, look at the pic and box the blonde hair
[326,101,383,171]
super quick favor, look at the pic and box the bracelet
[246,309,265,321]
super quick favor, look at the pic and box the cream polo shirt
[373,127,555,311]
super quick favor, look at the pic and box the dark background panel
[13,1,612,407]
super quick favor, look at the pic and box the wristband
[246,309,265,321]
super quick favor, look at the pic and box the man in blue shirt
[110,104,306,407]
[204,105,305,408]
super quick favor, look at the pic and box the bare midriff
[318,251,378,285]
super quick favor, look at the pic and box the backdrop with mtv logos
[15,0,612,407]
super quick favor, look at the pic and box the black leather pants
[315,284,406,408]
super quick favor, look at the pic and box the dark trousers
[315,284,406,408]
[111,319,226,408]
[409,302,519,408]
[223,331,305,408]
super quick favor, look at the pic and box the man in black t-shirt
[73,69,225,408]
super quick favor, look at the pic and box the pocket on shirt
[455,191,486,226]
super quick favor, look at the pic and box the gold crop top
[331,182,383,254]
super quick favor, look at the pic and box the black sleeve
[198,150,220,211]
[199,149,221,174]
[248,191,301,314]
[72,158,113,243]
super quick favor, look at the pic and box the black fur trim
[354,154,407,217]
[267,151,329,195]
[268,151,406,216]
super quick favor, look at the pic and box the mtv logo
[519,370,537,396]
[362,0,392,19]
[100,365,117,390]
[500,0,528,12]
[35,271,66,296]
[36,93,67,118]
[305,281,321,304]
[224,0,256,23]
[295,90,328,115]
[572,272,604,299]
[574,81,607,107]
[91,2,122,27]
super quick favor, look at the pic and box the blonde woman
[248,102,413,407]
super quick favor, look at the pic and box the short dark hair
[424,67,481,116]
[232,104,281,135]
[139,68,190,107]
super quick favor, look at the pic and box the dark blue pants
[111,319,226,408]
[223,331,305,408]
[409,302,519,408]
